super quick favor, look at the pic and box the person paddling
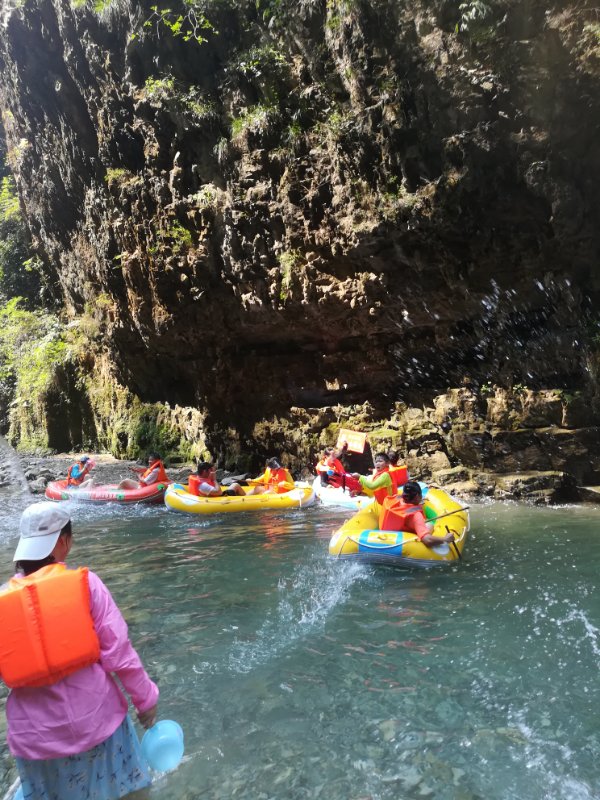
[0,502,158,799]
[379,481,455,547]
[246,458,294,495]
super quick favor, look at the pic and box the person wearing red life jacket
[188,462,245,497]
[66,455,95,488]
[351,452,399,504]
[379,481,455,547]
[0,502,158,799]
[315,442,348,487]
[247,458,295,495]
[118,451,169,490]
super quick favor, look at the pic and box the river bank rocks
[7,381,600,506]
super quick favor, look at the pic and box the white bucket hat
[14,502,71,562]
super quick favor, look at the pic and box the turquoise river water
[1,483,600,800]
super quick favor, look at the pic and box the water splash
[227,559,366,673]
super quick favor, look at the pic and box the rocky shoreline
[3,427,600,506]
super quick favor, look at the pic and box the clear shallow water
[1,487,600,800]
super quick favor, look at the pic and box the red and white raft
[45,479,169,505]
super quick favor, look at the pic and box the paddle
[426,506,470,524]
[446,525,462,560]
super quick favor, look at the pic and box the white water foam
[227,559,366,673]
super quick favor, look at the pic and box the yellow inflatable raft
[164,482,315,515]
[328,486,469,568]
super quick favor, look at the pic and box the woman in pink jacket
[0,502,159,800]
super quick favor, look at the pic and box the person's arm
[412,512,454,547]
[249,470,268,485]
[88,572,159,726]
[357,472,392,491]
[333,441,348,460]
[199,480,223,496]
[277,470,295,491]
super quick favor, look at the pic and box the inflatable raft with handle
[45,479,169,505]
[165,482,315,514]
[313,468,415,510]
[312,477,375,510]
[328,486,469,568]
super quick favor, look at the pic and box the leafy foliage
[0,156,43,306]
[135,1,215,44]
[0,298,69,437]
[457,0,492,33]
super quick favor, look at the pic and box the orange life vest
[264,467,294,493]
[0,564,100,689]
[389,465,409,486]
[379,497,424,532]
[188,474,217,496]
[142,460,168,484]
[67,462,88,487]
[371,468,395,505]
[316,457,344,475]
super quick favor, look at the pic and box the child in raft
[246,458,294,494]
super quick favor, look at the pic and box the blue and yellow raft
[328,486,469,568]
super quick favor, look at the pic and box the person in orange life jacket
[315,442,348,486]
[117,451,168,490]
[247,458,295,495]
[351,452,399,503]
[387,449,409,486]
[379,481,455,546]
[1,502,158,800]
[188,461,245,497]
[66,455,94,488]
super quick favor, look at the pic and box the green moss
[164,221,193,253]
[231,105,277,139]
[104,168,142,190]
[277,249,301,301]
[0,176,20,221]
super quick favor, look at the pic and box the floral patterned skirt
[15,715,151,800]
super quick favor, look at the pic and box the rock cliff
[0,0,599,499]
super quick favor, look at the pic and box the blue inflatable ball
[141,720,184,773]
[14,786,24,800]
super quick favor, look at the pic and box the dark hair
[266,457,281,469]
[197,461,213,474]
[388,450,399,465]
[323,447,334,456]
[402,481,422,501]
[16,521,72,576]
[148,452,161,463]
[374,452,391,463]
